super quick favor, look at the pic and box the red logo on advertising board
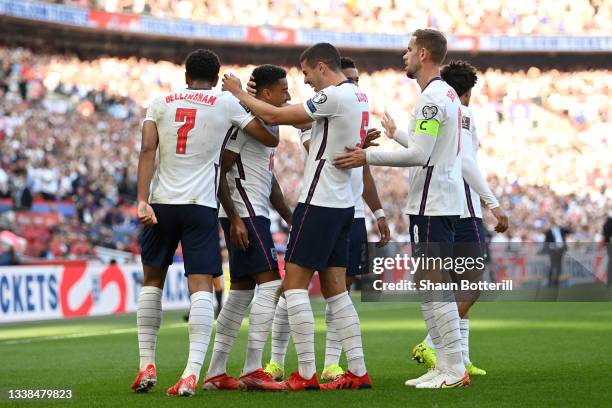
[60,262,126,317]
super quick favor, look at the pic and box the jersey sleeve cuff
[238,114,256,130]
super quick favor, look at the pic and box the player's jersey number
[175,108,197,154]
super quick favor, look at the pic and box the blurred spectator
[44,0,612,36]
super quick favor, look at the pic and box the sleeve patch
[415,119,440,137]
[312,91,327,104]
[462,116,471,130]
[422,105,439,119]
[306,99,317,113]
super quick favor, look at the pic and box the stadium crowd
[47,0,611,35]
[0,47,610,260]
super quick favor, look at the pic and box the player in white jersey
[380,61,509,377]
[131,49,277,397]
[335,29,472,389]
[202,65,292,392]
[222,43,373,391]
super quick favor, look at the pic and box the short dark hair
[340,57,356,69]
[441,60,478,97]
[413,29,447,64]
[251,64,287,92]
[299,43,341,71]
[185,49,220,82]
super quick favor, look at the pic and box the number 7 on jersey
[175,108,197,154]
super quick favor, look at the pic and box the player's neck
[321,72,347,89]
[187,81,214,90]
[416,66,441,91]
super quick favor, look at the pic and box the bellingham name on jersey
[145,89,254,208]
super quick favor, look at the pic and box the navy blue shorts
[408,215,458,258]
[452,217,487,286]
[220,216,279,283]
[285,203,354,271]
[454,217,486,258]
[347,218,368,277]
[138,204,222,276]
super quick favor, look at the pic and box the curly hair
[251,64,287,92]
[441,60,478,97]
[185,49,220,82]
[340,57,356,69]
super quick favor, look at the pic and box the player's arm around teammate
[223,43,372,390]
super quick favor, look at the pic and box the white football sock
[326,292,367,376]
[460,318,471,366]
[419,291,443,369]
[270,296,290,366]
[206,289,254,378]
[137,286,162,370]
[243,280,282,374]
[422,334,436,350]
[324,303,342,367]
[432,291,464,377]
[182,291,214,382]
[285,289,316,379]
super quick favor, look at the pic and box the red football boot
[238,369,289,391]
[320,370,372,390]
[202,373,240,391]
[166,374,197,397]
[131,364,157,393]
[284,371,320,391]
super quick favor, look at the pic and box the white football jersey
[404,79,463,216]
[460,105,482,219]
[299,127,365,217]
[300,81,369,208]
[351,166,365,218]
[144,89,254,208]
[219,123,278,219]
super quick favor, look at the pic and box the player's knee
[142,264,167,288]
[187,274,214,293]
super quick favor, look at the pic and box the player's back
[146,89,253,208]
[405,79,463,216]
[300,81,369,208]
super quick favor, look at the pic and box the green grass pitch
[1,299,611,407]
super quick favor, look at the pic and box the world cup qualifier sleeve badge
[422,105,438,119]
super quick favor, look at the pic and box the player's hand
[137,201,157,226]
[491,207,509,233]
[230,216,250,250]
[246,75,257,97]
[381,111,397,139]
[222,73,243,95]
[333,146,367,169]
[362,128,381,148]
[376,216,391,247]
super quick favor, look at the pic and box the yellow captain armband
[414,119,440,137]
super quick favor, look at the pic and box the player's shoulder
[423,80,457,102]
[217,90,251,112]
